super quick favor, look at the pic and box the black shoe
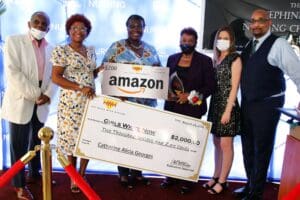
[70,181,81,193]
[180,186,190,195]
[207,181,228,195]
[160,179,173,189]
[202,177,219,189]
[233,186,249,198]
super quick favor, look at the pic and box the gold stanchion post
[38,127,54,200]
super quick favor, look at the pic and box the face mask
[30,27,47,40]
[216,39,230,51]
[180,44,196,54]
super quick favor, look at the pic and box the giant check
[74,95,211,182]
[101,62,169,99]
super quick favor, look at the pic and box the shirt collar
[28,31,48,47]
[253,29,271,44]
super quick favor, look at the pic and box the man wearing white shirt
[233,9,300,200]
[1,11,56,200]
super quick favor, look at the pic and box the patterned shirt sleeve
[152,48,162,66]
[101,42,117,64]
[50,45,67,67]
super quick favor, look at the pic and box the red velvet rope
[64,164,101,200]
[0,160,25,188]
[283,183,300,200]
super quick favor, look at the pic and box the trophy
[168,71,184,101]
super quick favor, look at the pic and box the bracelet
[78,84,84,90]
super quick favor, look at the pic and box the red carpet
[0,172,279,200]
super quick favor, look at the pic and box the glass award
[168,71,184,101]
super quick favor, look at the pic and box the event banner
[203,0,300,53]
[101,62,169,99]
[74,95,211,182]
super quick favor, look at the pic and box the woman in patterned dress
[101,14,161,188]
[204,26,242,194]
[51,14,101,193]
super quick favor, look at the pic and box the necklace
[127,40,143,49]
[182,54,192,60]
[70,44,86,55]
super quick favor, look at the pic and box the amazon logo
[109,76,164,94]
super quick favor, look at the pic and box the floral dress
[207,53,241,137]
[102,39,161,107]
[51,45,96,155]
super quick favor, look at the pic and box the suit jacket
[164,51,215,118]
[1,34,57,124]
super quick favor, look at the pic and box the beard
[251,28,267,38]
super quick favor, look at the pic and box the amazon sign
[101,63,169,99]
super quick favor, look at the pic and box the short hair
[180,27,198,42]
[30,11,50,25]
[126,14,145,27]
[65,14,92,36]
[252,9,270,20]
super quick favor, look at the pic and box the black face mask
[180,44,196,54]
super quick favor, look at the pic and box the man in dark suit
[233,9,300,200]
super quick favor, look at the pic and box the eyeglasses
[70,26,87,33]
[250,18,269,25]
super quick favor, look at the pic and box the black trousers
[9,105,44,188]
[241,95,284,195]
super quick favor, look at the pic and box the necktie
[251,40,259,55]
